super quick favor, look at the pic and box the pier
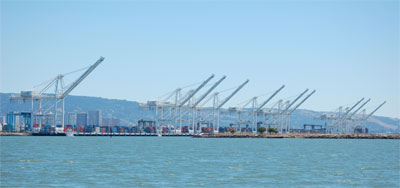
[193,133,400,139]
[74,132,194,137]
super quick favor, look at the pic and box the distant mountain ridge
[1,93,399,133]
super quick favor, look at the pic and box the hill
[1,93,398,133]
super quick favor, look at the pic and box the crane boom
[179,74,215,107]
[281,89,309,114]
[60,57,105,99]
[348,98,370,118]
[217,79,249,110]
[242,97,255,109]
[340,98,364,119]
[365,101,386,120]
[193,76,226,107]
[257,85,285,111]
[288,90,316,114]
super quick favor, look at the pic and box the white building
[76,112,87,126]
[88,110,102,126]
[65,112,77,125]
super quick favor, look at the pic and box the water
[1,137,399,187]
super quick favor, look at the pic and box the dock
[74,132,194,136]
[193,133,400,139]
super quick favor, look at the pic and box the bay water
[1,137,399,187]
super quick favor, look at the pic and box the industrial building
[76,113,88,127]
[88,110,102,126]
[65,112,77,126]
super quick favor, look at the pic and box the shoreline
[0,132,31,136]
[1,132,399,139]
[193,133,400,139]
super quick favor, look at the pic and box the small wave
[228,166,241,171]
[19,159,40,162]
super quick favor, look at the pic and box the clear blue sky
[1,0,399,118]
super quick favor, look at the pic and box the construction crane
[257,85,285,111]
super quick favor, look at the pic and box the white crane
[55,57,105,132]
[178,74,214,107]
[333,97,364,133]
[190,76,226,133]
[217,80,249,110]
[339,98,365,120]
[215,80,249,132]
[177,74,215,132]
[287,90,316,115]
[60,57,104,99]
[347,98,370,119]
[257,85,285,111]
[363,101,386,120]
[10,57,105,133]
[192,76,226,108]
[280,89,309,115]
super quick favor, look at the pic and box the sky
[1,0,399,118]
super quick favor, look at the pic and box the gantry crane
[9,57,105,133]
[287,90,316,115]
[347,98,371,120]
[178,74,214,107]
[351,101,386,133]
[363,101,386,120]
[252,85,286,130]
[283,90,316,132]
[214,79,249,132]
[257,85,285,111]
[339,98,365,120]
[190,76,226,133]
[177,75,215,132]
[336,98,365,133]
[280,89,309,115]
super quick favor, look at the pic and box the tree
[229,128,236,134]
[267,128,278,134]
[258,127,266,134]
